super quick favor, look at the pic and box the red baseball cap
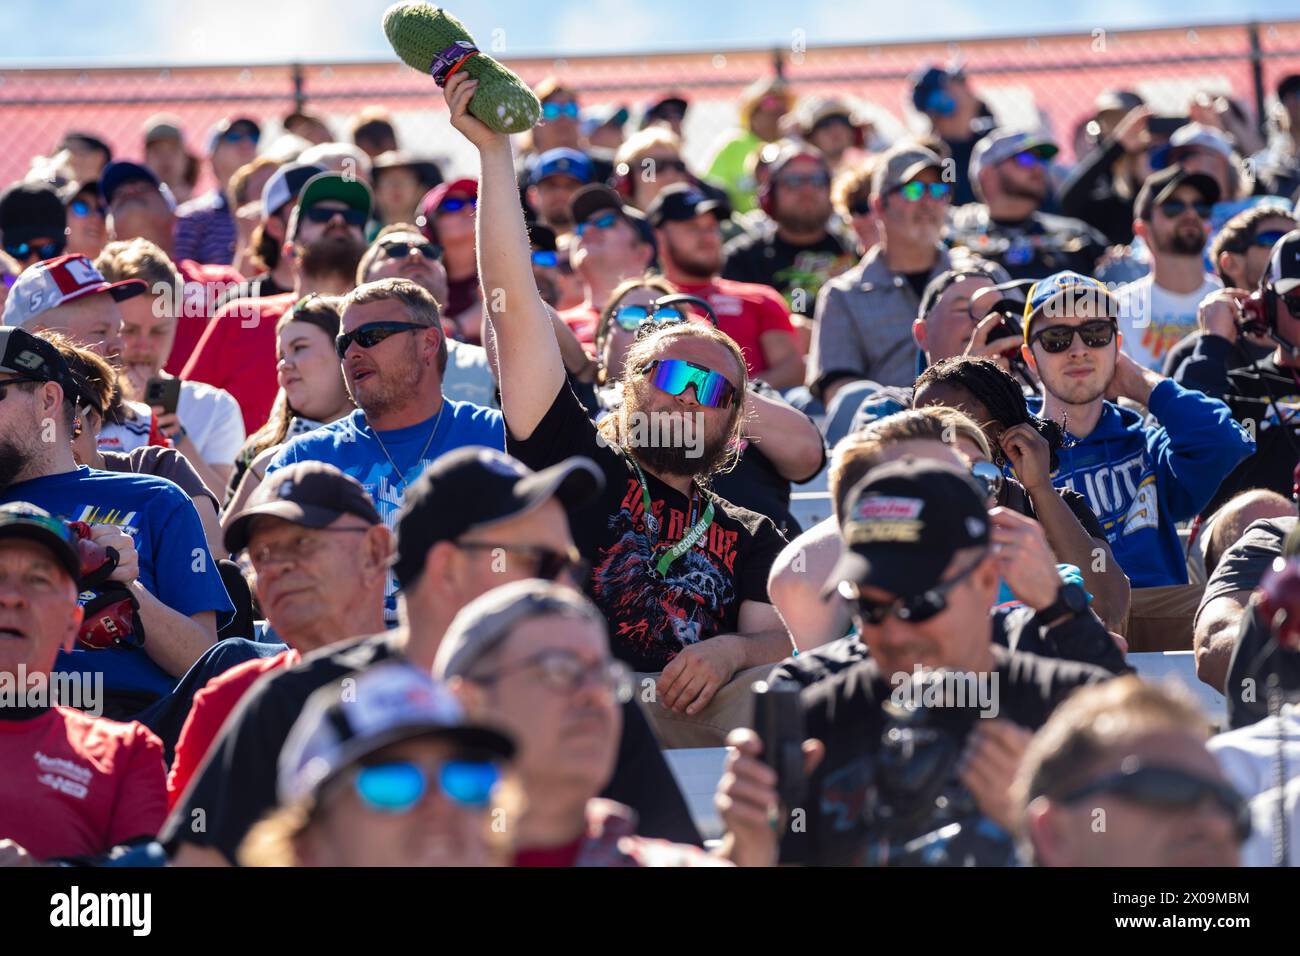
[415,178,478,242]
[2,254,146,329]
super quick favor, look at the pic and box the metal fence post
[1248,21,1266,138]
[292,61,305,114]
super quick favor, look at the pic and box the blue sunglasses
[542,101,580,121]
[353,760,501,813]
[576,212,620,237]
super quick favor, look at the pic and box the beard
[0,437,33,492]
[777,201,831,234]
[620,384,736,479]
[349,352,424,419]
[299,233,366,281]
[664,236,721,280]
[996,170,1046,203]
[1153,225,1207,257]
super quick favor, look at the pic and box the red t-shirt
[560,303,600,350]
[0,707,166,861]
[166,648,300,811]
[673,276,797,376]
[181,291,294,435]
[165,260,247,376]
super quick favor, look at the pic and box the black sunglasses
[0,375,44,401]
[1157,199,1212,220]
[843,555,984,625]
[379,240,442,261]
[5,240,65,261]
[305,205,367,227]
[455,542,588,583]
[335,320,427,358]
[1031,319,1117,354]
[1062,764,1251,842]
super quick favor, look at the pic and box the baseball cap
[392,448,603,590]
[223,461,382,554]
[1022,270,1121,343]
[2,254,146,330]
[766,145,829,184]
[800,96,856,136]
[1094,89,1144,116]
[260,162,327,219]
[434,579,609,681]
[277,660,515,808]
[644,93,688,122]
[206,117,261,154]
[142,114,184,146]
[530,148,592,187]
[0,326,74,389]
[1152,122,1236,169]
[1262,229,1300,295]
[871,142,944,199]
[99,161,162,206]
[0,182,67,249]
[0,502,80,582]
[416,177,479,237]
[910,64,962,115]
[823,458,991,600]
[969,128,1059,183]
[569,184,657,249]
[1134,165,1221,221]
[297,171,373,221]
[1278,74,1300,102]
[645,182,726,228]
[58,131,111,160]
[582,105,630,137]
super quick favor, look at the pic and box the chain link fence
[2,19,1299,191]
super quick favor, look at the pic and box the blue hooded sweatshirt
[1030,379,1254,587]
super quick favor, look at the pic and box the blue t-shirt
[265,401,505,617]
[1,466,234,704]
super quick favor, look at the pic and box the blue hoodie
[1030,379,1254,587]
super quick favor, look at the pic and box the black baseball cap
[645,182,726,228]
[99,161,162,206]
[0,502,80,582]
[1135,165,1221,221]
[224,461,382,554]
[392,448,603,590]
[0,182,67,248]
[823,458,991,600]
[0,326,75,392]
[1263,229,1300,295]
[570,184,657,249]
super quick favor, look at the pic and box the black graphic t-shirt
[722,230,857,317]
[509,383,788,672]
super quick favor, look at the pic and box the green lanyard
[626,454,715,577]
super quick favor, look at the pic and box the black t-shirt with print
[721,230,857,317]
[779,644,1108,866]
[509,383,788,672]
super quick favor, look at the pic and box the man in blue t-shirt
[0,328,232,718]
[265,278,504,618]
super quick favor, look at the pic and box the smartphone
[1147,115,1189,138]
[144,377,181,415]
[751,679,805,818]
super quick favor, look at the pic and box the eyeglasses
[352,760,501,813]
[841,555,985,625]
[893,181,952,203]
[454,541,587,583]
[437,195,476,215]
[304,205,367,227]
[969,461,1004,501]
[641,358,737,409]
[1247,229,1289,250]
[379,240,442,261]
[1061,764,1251,842]
[69,199,107,218]
[541,101,581,121]
[335,320,428,359]
[4,240,65,261]
[473,649,635,703]
[576,212,620,237]
[0,375,45,401]
[219,129,259,146]
[1030,319,1117,354]
[247,527,369,567]
[776,171,831,190]
[612,302,686,332]
[531,250,558,268]
[1157,200,1212,220]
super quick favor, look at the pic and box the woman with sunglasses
[63,181,107,260]
[224,295,354,516]
[416,179,482,344]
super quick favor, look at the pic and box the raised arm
[444,72,565,440]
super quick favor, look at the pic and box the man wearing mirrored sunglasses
[1115,166,1223,372]
[950,128,1108,282]
[722,146,857,339]
[1022,271,1253,637]
[173,117,261,266]
[720,459,1110,867]
[436,579,723,867]
[183,171,371,433]
[1016,676,1242,866]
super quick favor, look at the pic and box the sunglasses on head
[1157,199,1212,220]
[842,555,984,625]
[777,171,831,190]
[576,212,620,237]
[893,181,951,203]
[304,205,367,227]
[641,358,736,408]
[1031,319,1117,353]
[5,240,65,261]
[612,302,686,332]
[437,195,476,215]
[70,199,107,218]
[352,760,501,814]
[1061,764,1251,842]
[542,101,580,121]
[335,320,428,358]
[380,239,441,261]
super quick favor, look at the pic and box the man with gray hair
[436,579,726,867]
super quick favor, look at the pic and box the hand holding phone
[144,377,181,416]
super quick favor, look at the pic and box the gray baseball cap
[871,142,944,199]
[969,128,1059,184]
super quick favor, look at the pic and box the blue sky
[2,0,1298,65]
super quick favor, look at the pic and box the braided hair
[914,356,1066,470]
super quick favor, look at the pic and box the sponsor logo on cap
[965,516,987,538]
[278,479,295,498]
[854,496,924,521]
